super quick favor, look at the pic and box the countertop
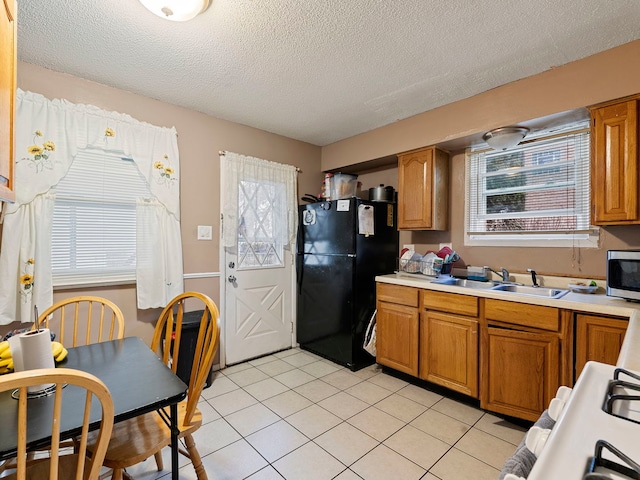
[376,273,640,318]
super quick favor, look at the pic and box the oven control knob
[525,426,551,458]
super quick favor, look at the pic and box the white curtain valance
[0,90,183,324]
[7,89,180,219]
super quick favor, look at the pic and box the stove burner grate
[603,368,640,425]
[585,440,640,480]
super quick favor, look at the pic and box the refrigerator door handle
[296,253,304,294]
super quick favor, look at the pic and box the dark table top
[0,336,187,459]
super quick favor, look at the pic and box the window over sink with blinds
[465,121,597,247]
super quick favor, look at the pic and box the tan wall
[322,40,640,170]
[1,62,323,341]
[322,40,640,280]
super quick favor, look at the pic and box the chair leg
[184,433,208,480]
[154,451,164,471]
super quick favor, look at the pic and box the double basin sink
[434,278,569,299]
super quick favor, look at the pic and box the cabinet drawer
[485,299,559,331]
[377,283,419,307]
[421,290,479,317]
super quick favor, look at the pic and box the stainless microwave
[607,250,640,301]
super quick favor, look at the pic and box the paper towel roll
[19,328,55,393]
[7,335,24,373]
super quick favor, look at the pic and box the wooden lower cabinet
[481,326,560,422]
[376,300,419,376]
[575,314,628,377]
[420,310,478,397]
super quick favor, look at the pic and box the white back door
[220,154,296,366]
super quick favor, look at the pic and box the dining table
[0,336,188,480]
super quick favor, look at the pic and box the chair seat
[3,454,92,479]
[88,401,202,469]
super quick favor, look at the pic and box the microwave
[607,250,640,301]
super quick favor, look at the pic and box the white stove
[528,361,640,480]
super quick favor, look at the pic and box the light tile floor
[122,348,528,480]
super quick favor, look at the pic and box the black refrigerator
[296,198,398,371]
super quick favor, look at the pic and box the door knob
[228,275,237,283]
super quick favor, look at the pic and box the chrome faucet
[501,268,510,283]
[527,268,539,287]
[485,266,510,283]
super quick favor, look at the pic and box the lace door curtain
[0,89,183,324]
[220,151,298,251]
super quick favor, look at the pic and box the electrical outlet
[439,243,452,250]
[197,225,213,240]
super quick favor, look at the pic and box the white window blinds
[467,122,591,238]
[51,150,151,286]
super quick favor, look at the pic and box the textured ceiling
[17,0,640,146]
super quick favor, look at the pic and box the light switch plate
[197,225,213,240]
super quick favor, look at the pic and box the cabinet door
[482,327,559,421]
[376,301,419,376]
[420,311,478,398]
[575,314,627,378]
[591,100,638,224]
[398,148,433,230]
[0,0,16,202]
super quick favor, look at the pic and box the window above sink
[465,120,598,248]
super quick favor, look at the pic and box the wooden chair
[0,368,114,480]
[87,292,220,480]
[37,296,125,347]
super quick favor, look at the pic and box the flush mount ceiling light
[483,126,530,151]
[138,0,211,21]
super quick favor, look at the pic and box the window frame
[464,122,598,248]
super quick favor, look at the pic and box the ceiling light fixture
[483,126,530,151]
[138,0,211,22]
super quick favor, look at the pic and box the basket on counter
[397,256,444,277]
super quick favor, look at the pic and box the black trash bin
[173,310,214,389]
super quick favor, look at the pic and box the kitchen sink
[490,284,569,299]
[452,279,498,289]
[432,278,498,289]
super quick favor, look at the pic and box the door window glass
[237,180,283,269]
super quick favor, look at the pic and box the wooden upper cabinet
[590,97,639,224]
[397,146,449,230]
[0,0,16,202]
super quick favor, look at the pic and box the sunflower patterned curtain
[0,90,183,324]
